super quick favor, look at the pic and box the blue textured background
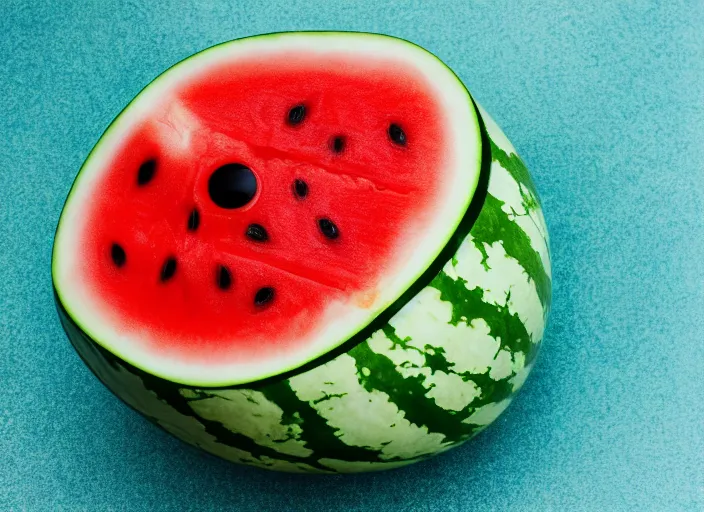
[1,1,702,510]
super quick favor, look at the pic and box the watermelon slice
[53,32,551,472]
[53,32,481,386]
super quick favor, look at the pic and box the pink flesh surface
[80,52,449,363]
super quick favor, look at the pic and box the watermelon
[52,32,551,473]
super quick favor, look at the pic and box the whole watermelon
[53,32,551,473]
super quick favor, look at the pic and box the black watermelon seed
[330,135,346,153]
[216,265,232,290]
[388,124,407,146]
[187,208,200,232]
[254,287,275,307]
[293,179,308,199]
[246,223,268,242]
[318,218,339,240]
[287,104,306,125]
[208,163,257,209]
[137,159,157,186]
[111,243,126,267]
[160,257,177,282]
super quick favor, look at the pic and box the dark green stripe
[381,324,452,376]
[488,136,541,205]
[258,381,385,462]
[430,271,534,356]
[456,372,514,412]
[382,277,527,412]
[349,341,475,444]
[469,193,551,309]
[382,322,522,397]
[381,323,513,411]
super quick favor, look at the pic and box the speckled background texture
[1,1,702,510]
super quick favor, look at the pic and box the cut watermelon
[53,32,551,472]
[54,32,481,386]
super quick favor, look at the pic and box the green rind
[469,193,551,309]
[488,137,542,205]
[257,381,384,462]
[430,270,534,360]
[350,341,474,443]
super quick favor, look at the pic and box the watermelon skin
[55,106,551,473]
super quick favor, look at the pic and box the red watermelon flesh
[54,34,481,385]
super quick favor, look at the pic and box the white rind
[53,32,482,386]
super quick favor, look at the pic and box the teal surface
[1,1,703,510]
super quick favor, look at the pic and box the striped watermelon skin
[56,106,551,473]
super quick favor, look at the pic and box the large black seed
[318,218,339,240]
[187,208,200,232]
[137,159,157,185]
[293,179,308,199]
[111,243,126,267]
[330,135,346,153]
[216,265,232,290]
[254,287,275,307]
[287,104,306,125]
[246,223,268,242]
[208,164,257,209]
[388,123,407,146]
[160,257,177,282]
